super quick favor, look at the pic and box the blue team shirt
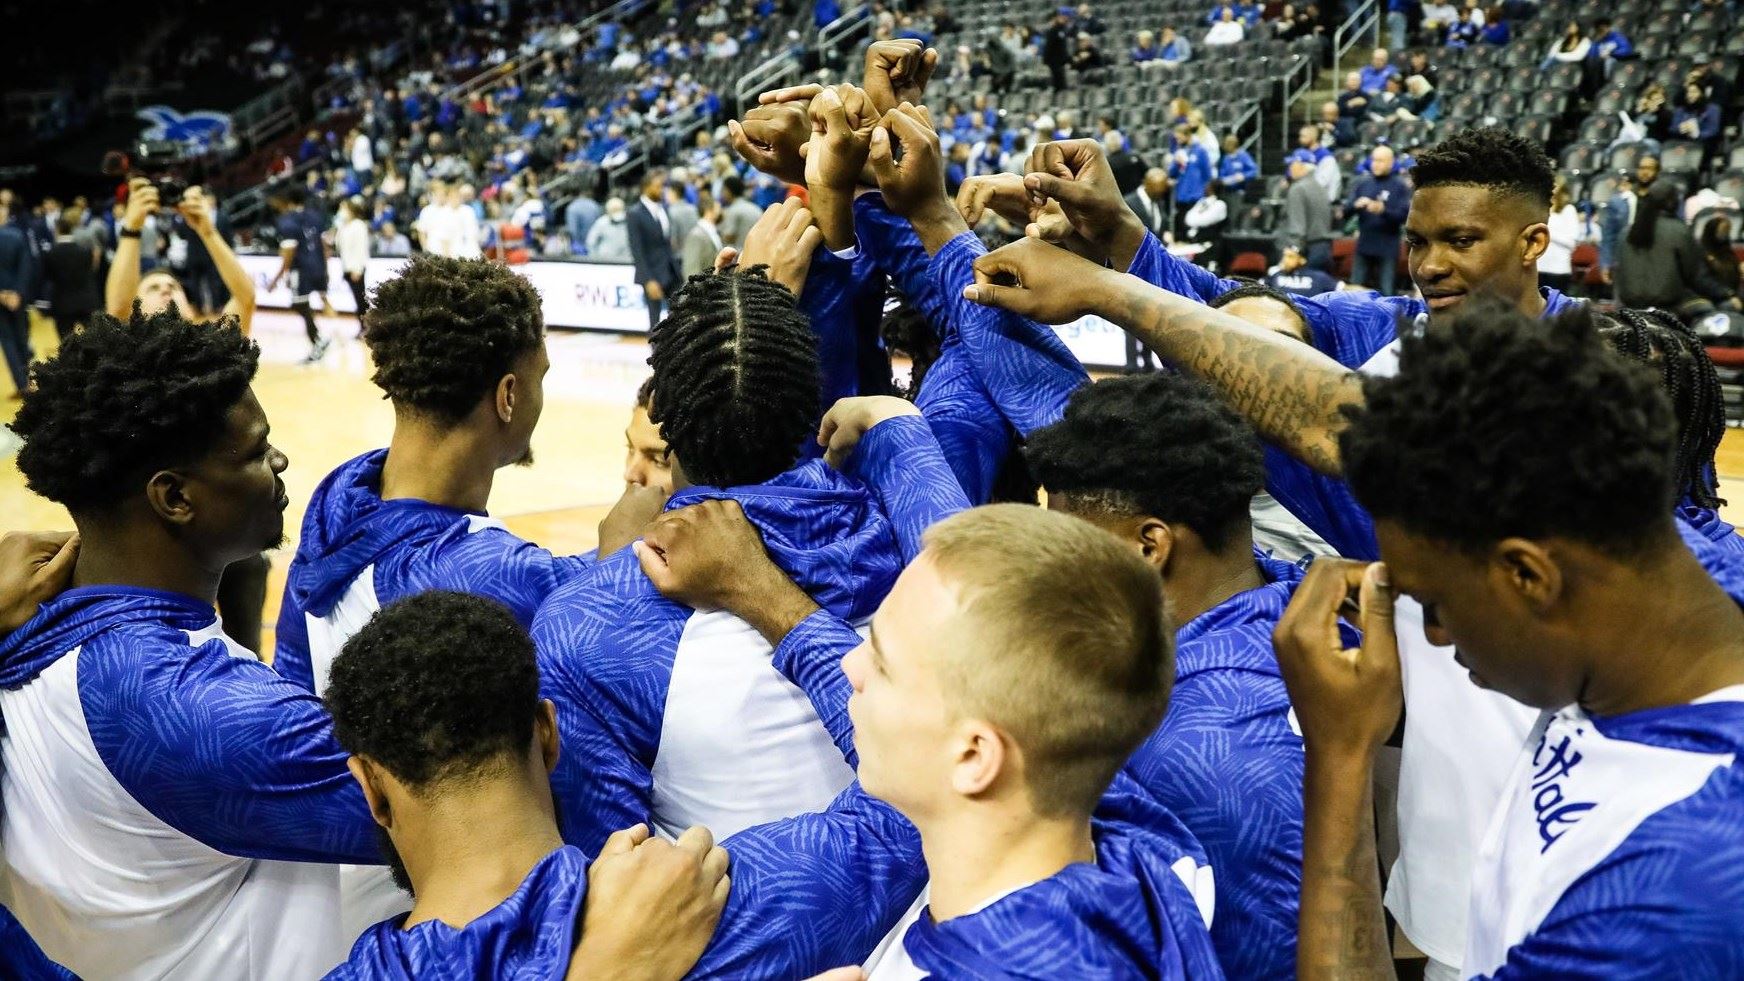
[1124,550,1358,979]
[331,790,928,979]
[275,449,594,693]
[277,206,328,279]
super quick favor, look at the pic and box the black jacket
[627,198,682,291]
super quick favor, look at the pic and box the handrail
[1276,47,1318,158]
[734,52,802,106]
[223,156,326,228]
[818,3,872,52]
[1333,0,1381,79]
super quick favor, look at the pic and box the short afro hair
[1411,127,1555,213]
[1025,373,1266,552]
[363,255,545,423]
[325,591,541,791]
[11,306,258,515]
[647,267,820,487]
[1342,299,1677,552]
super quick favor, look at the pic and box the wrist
[725,569,820,646]
[1106,212,1148,271]
[909,197,970,256]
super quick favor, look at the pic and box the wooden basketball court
[7,308,1744,656]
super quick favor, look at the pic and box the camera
[101,140,189,208]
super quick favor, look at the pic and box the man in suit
[1106,132,1148,195]
[0,199,34,398]
[664,171,700,253]
[681,195,725,280]
[628,170,683,332]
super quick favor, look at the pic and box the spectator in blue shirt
[1591,18,1634,61]
[1159,25,1193,64]
[1217,135,1259,203]
[1358,47,1398,93]
[1674,80,1722,164]
[1205,0,1262,25]
[1265,243,1341,297]
[1168,124,1215,241]
[1132,29,1162,62]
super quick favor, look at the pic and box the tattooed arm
[1299,754,1394,979]
[962,236,1361,476]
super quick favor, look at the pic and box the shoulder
[533,548,690,687]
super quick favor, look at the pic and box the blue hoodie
[903,786,1224,979]
[1125,550,1358,980]
[276,449,593,693]
[531,457,908,855]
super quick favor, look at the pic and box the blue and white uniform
[1125,550,1357,980]
[531,458,907,856]
[1465,688,1744,978]
[276,448,594,696]
[332,790,928,980]
[0,586,377,979]
[767,610,1221,980]
[276,448,595,936]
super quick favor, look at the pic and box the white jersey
[0,588,366,980]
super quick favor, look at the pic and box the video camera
[101,140,189,208]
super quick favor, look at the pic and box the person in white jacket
[1537,176,1596,294]
[335,197,372,316]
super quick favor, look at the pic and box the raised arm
[180,188,255,333]
[964,236,1362,476]
[105,179,157,318]
[818,399,970,563]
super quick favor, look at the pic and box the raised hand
[633,498,820,643]
[737,196,824,296]
[866,103,950,222]
[862,39,939,116]
[1272,558,1402,758]
[1023,139,1148,269]
[805,84,877,192]
[728,101,811,186]
[757,82,824,105]
[962,236,1119,324]
[178,185,215,237]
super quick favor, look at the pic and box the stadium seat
[1560,142,1606,175]
[1230,250,1269,276]
[1714,171,1744,205]
[1490,91,1525,118]
[1579,114,1621,145]
[1678,30,1721,58]
[1528,88,1568,117]
[1543,61,1583,92]
[1609,142,1651,173]
[1592,86,1633,116]
[1661,141,1706,177]
[1513,114,1554,146]
[1587,172,1623,207]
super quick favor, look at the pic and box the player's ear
[537,699,560,775]
[348,757,394,828]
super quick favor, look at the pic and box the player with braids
[531,206,971,862]
[645,267,821,488]
[1597,308,1730,522]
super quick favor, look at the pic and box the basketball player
[268,185,332,363]
[1279,303,1744,977]
[1,307,376,977]
[322,589,925,979]
[637,504,1222,978]
[102,176,271,654]
[1025,372,1356,979]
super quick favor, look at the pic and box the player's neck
[69,518,224,606]
[1580,540,1744,716]
[917,803,1095,921]
[399,773,566,930]
[1165,532,1267,626]
[381,415,500,513]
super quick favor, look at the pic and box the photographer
[104,178,255,334]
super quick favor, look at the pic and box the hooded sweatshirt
[276,448,594,695]
[0,586,375,979]
[531,457,907,856]
[1125,549,1358,980]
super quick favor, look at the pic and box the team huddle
[3,39,1744,981]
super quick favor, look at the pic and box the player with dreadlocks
[530,197,971,859]
[1597,308,1737,550]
